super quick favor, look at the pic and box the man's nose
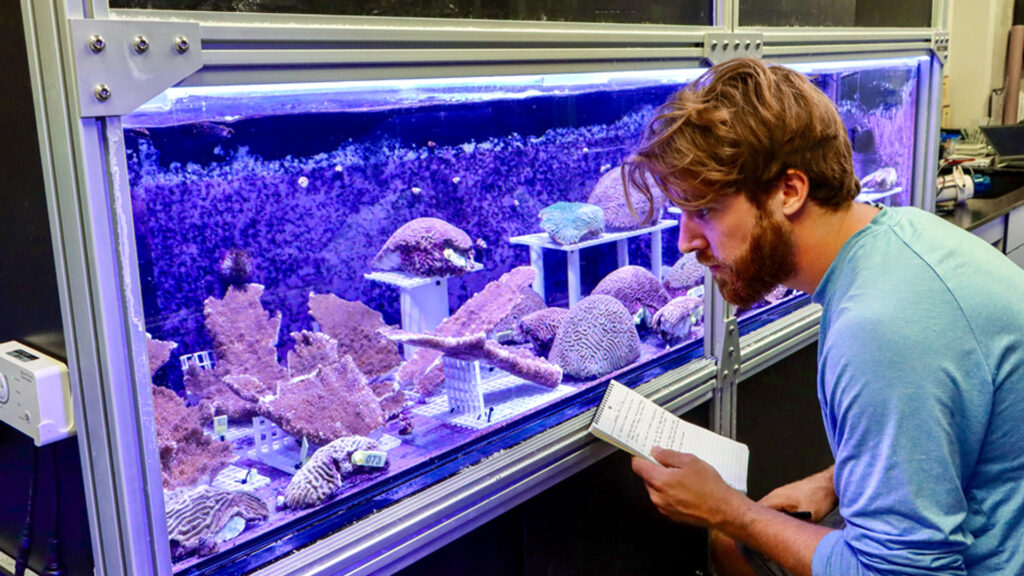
[677,214,707,253]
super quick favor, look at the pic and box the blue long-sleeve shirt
[811,206,1024,575]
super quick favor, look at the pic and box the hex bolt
[133,35,150,54]
[94,84,112,102]
[174,36,190,54]
[88,34,105,53]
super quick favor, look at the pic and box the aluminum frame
[18,0,946,574]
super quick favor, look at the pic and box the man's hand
[758,465,837,522]
[631,446,750,529]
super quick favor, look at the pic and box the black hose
[14,447,38,576]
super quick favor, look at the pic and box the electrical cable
[14,447,38,576]
[42,443,63,576]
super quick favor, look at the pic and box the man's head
[625,57,859,213]
[623,58,859,306]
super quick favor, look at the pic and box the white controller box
[0,341,74,446]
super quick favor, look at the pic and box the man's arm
[632,448,836,576]
[758,465,836,522]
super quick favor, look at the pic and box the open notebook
[589,380,749,492]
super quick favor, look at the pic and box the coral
[225,355,385,445]
[185,364,260,422]
[586,165,665,231]
[185,284,286,422]
[217,248,254,291]
[286,330,340,378]
[859,166,898,190]
[539,201,605,245]
[165,485,269,559]
[371,217,477,277]
[549,295,641,379]
[519,307,570,357]
[764,285,792,304]
[651,296,703,344]
[307,293,402,380]
[383,330,562,388]
[147,334,177,378]
[591,265,670,319]
[489,287,547,343]
[284,435,382,509]
[151,385,235,490]
[397,266,537,395]
[663,252,706,298]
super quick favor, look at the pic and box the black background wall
[1,4,93,576]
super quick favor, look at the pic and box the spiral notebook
[589,380,749,492]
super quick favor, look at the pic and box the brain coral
[284,435,382,509]
[489,287,547,343]
[519,307,570,357]
[165,485,268,559]
[591,265,670,319]
[586,165,665,231]
[539,202,605,245]
[663,252,706,298]
[549,295,641,379]
[651,295,703,344]
[371,217,477,277]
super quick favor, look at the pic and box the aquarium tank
[124,56,926,572]
[126,67,713,573]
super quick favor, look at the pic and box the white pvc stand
[364,264,483,355]
[856,186,903,203]
[509,219,677,307]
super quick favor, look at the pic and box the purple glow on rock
[147,334,177,378]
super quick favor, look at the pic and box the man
[624,58,1024,575]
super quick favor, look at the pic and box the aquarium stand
[509,219,677,307]
[364,264,484,355]
[247,416,304,475]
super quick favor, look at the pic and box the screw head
[94,84,112,102]
[174,36,190,54]
[711,40,718,49]
[133,35,150,53]
[88,34,105,53]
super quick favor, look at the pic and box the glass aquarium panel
[738,0,932,27]
[111,0,714,26]
[736,56,926,330]
[126,68,709,573]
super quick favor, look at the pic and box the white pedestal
[364,264,483,355]
[509,219,677,307]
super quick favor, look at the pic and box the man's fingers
[651,446,696,468]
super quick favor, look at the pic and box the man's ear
[778,169,810,216]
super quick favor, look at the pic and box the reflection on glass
[112,0,713,26]
[738,0,932,27]
[125,68,708,572]
[736,57,926,327]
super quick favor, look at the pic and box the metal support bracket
[70,19,202,117]
[703,32,765,65]
[931,31,950,65]
[711,315,741,439]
